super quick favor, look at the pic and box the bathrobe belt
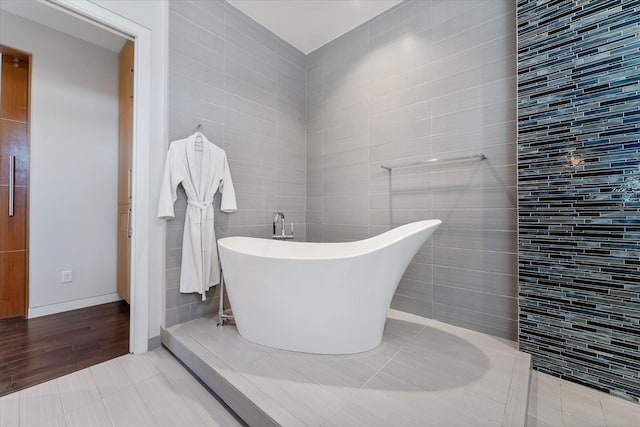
[187,198,214,210]
[187,198,214,301]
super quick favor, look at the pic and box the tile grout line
[360,323,428,390]
[283,320,429,425]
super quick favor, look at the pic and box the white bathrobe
[158,132,237,299]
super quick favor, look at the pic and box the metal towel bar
[381,153,487,171]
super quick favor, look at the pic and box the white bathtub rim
[217,219,442,261]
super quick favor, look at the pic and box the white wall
[0,12,120,315]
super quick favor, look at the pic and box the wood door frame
[41,0,154,354]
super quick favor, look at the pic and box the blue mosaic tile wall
[517,0,640,402]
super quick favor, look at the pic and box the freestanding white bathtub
[217,219,441,354]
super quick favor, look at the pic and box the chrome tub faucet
[273,212,294,240]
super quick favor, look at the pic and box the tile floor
[0,348,241,427]
[1,331,638,426]
[164,309,532,426]
[527,370,640,427]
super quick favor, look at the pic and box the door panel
[117,206,130,303]
[0,186,27,251]
[117,41,133,303]
[0,55,29,122]
[118,41,133,206]
[0,46,29,319]
[117,109,132,205]
[0,251,26,318]
[0,120,28,186]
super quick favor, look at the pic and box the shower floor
[162,310,531,426]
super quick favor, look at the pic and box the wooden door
[117,205,131,303]
[117,41,133,303]
[0,48,29,319]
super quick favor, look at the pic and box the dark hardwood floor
[0,301,129,396]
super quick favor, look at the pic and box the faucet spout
[280,213,286,236]
[272,211,294,240]
[273,212,285,236]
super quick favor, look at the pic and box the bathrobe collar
[185,132,214,202]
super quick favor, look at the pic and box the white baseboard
[28,293,123,318]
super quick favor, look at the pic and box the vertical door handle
[127,208,132,238]
[127,168,132,200]
[129,68,134,99]
[8,155,15,217]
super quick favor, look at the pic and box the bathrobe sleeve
[220,152,237,213]
[157,146,181,219]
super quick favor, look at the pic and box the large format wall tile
[167,1,307,327]
[306,0,517,340]
[518,0,640,402]
[168,0,518,344]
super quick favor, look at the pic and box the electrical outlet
[61,270,73,284]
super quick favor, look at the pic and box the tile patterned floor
[527,370,640,427]
[165,309,531,426]
[1,335,638,426]
[0,348,241,427]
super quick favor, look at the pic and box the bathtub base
[162,309,532,427]
[236,322,385,355]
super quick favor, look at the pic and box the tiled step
[163,310,532,427]
[503,352,532,427]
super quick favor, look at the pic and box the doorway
[0,0,159,395]
[0,0,154,355]
[0,6,135,394]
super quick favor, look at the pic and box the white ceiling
[226,0,404,54]
[1,0,403,55]
[0,0,127,53]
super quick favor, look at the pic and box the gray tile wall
[166,0,307,327]
[306,0,518,339]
